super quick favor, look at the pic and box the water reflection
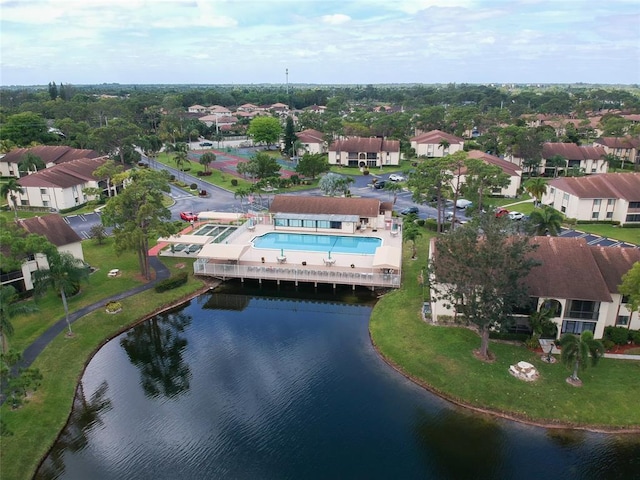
[414,408,505,479]
[35,290,640,480]
[120,308,192,399]
[36,382,112,479]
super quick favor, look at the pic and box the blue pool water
[253,232,382,254]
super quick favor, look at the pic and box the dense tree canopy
[429,215,539,360]
[247,116,282,147]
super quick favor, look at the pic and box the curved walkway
[15,256,170,372]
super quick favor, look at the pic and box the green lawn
[370,231,640,429]
[571,223,640,245]
[0,245,206,480]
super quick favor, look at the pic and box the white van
[456,199,473,209]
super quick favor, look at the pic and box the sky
[1,0,639,86]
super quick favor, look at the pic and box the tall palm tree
[523,177,548,207]
[0,285,38,353]
[558,331,604,384]
[527,206,563,236]
[1,178,24,220]
[166,142,189,182]
[32,252,89,336]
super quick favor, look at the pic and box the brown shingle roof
[329,137,399,153]
[410,129,464,145]
[589,247,640,294]
[548,173,640,201]
[542,142,605,160]
[296,129,324,144]
[0,146,101,165]
[466,150,522,176]
[18,214,82,247]
[17,157,109,189]
[594,136,640,149]
[525,237,612,302]
[329,137,400,152]
[269,195,382,217]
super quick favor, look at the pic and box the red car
[495,208,509,218]
[180,211,198,222]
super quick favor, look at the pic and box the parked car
[456,199,473,209]
[389,174,405,182]
[199,142,213,147]
[508,211,525,220]
[400,206,419,215]
[180,211,198,222]
[374,180,387,189]
[495,208,510,218]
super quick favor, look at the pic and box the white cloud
[321,14,351,25]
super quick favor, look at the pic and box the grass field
[370,231,640,429]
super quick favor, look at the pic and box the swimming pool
[253,232,382,255]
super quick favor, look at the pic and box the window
[629,201,640,209]
[591,212,599,220]
[561,320,596,335]
[43,201,49,207]
[550,187,555,195]
[606,212,613,219]
[608,199,615,206]
[563,193,569,202]
[626,214,640,222]
[622,295,630,303]
[593,199,601,207]
[40,188,47,195]
[561,206,566,213]
[591,168,597,173]
[566,300,599,320]
[616,315,629,326]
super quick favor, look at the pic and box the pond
[36,286,640,479]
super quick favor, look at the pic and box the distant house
[410,130,464,158]
[0,146,101,178]
[14,157,109,211]
[0,214,84,292]
[236,103,263,113]
[207,105,232,116]
[188,104,207,114]
[429,235,640,339]
[541,142,607,176]
[295,129,325,155]
[594,136,640,166]
[270,103,289,114]
[328,137,400,167]
[541,173,640,225]
[460,150,523,198]
[305,105,326,114]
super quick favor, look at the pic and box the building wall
[328,150,400,166]
[542,187,637,225]
[411,142,464,158]
[18,181,100,211]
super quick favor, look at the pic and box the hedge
[154,272,189,293]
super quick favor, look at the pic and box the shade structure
[157,234,212,245]
[197,211,244,222]
[197,243,250,261]
[372,246,402,270]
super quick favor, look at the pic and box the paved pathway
[15,256,170,372]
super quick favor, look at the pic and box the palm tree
[18,152,45,176]
[557,331,604,385]
[1,178,24,220]
[199,152,216,173]
[523,177,548,207]
[234,187,251,212]
[0,285,38,353]
[528,206,563,236]
[385,180,403,204]
[402,215,422,259]
[438,139,450,156]
[166,142,189,182]
[32,252,89,336]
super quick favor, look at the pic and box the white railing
[194,260,400,288]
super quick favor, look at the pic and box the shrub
[630,329,640,345]
[363,169,370,175]
[602,339,616,351]
[424,218,438,231]
[154,272,189,293]
[190,183,198,190]
[604,326,630,345]
[231,179,238,186]
[105,301,122,313]
[170,174,176,181]
[416,219,425,227]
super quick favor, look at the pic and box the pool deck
[185,222,404,290]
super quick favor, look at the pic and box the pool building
[161,196,404,290]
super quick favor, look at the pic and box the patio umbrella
[328,251,331,259]
[280,248,284,257]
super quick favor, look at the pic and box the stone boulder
[509,361,539,382]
